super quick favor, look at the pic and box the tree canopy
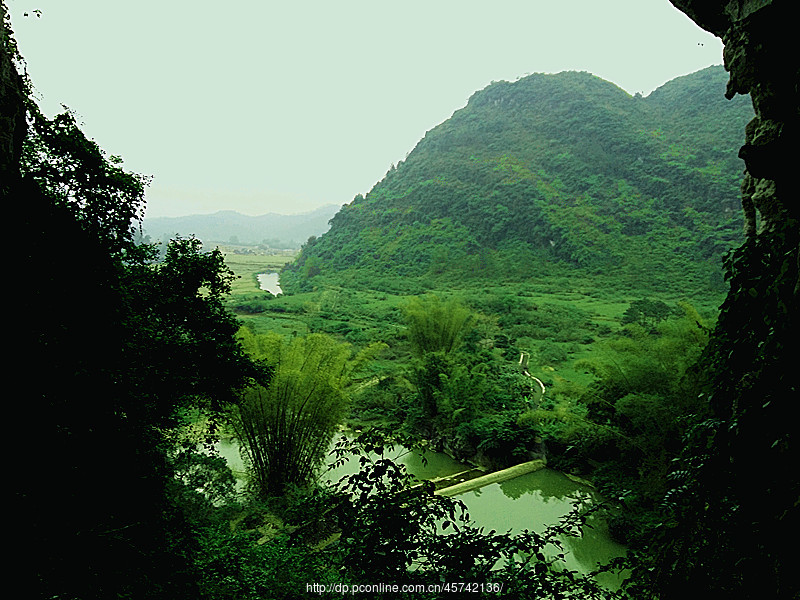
[5,12,255,596]
[232,330,382,497]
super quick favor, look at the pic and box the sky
[8,0,725,218]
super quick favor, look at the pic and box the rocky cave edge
[663,2,798,598]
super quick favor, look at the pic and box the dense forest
[7,1,797,599]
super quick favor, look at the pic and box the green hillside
[283,66,752,294]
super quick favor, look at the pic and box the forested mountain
[142,204,340,248]
[287,66,753,293]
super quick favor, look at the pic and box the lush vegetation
[232,330,383,497]
[211,65,795,600]
[227,262,722,537]
[10,4,797,596]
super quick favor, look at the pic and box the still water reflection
[461,468,626,584]
[217,439,625,586]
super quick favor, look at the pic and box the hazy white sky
[9,0,724,217]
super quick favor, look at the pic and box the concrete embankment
[434,459,547,497]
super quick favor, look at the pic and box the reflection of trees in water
[560,516,626,586]
[497,476,537,500]
[497,470,596,503]
[400,449,467,481]
[323,440,469,485]
[468,486,485,498]
[460,469,625,585]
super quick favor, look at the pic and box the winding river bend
[257,272,282,295]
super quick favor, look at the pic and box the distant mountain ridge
[283,66,753,293]
[142,204,341,248]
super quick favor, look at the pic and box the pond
[217,437,625,586]
[323,440,468,485]
[458,468,626,587]
[217,438,468,487]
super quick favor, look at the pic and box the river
[257,272,282,295]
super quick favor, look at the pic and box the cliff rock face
[671,1,797,230]
[663,3,798,598]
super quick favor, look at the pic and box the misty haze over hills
[141,204,341,248]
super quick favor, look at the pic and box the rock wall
[671,1,798,231]
[662,3,798,598]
